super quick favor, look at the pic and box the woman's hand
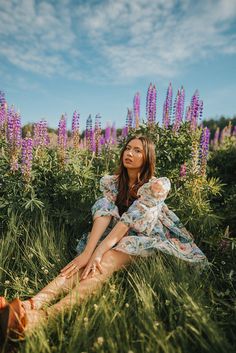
[60,251,91,279]
[80,248,104,280]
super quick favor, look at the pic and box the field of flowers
[0,84,235,353]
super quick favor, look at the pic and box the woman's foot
[0,298,47,341]
[0,298,26,341]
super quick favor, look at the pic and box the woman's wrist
[82,248,93,257]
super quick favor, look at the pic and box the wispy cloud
[0,0,236,84]
[0,0,81,77]
[78,0,236,81]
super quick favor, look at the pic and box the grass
[0,215,235,353]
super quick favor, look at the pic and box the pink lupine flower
[7,108,22,171]
[21,137,33,183]
[33,120,49,148]
[180,163,187,177]
[173,87,185,132]
[199,127,210,177]
[213,127,220,149]
[111,122,117,145]
[0,102,8,138]
[105,122,111,144]
[133,92,140,129]
[185,105,191,122]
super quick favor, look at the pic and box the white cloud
[0,0,235,84]
[78,0,236,81]
[0,0,80,77]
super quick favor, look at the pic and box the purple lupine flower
[72,111,80,149]
[105,122,111,144]
[0,91,6,107]
[100,134,105,145]
[199,127,210,177]
[180,163,187,177]
[199,100,203,120]
[33,120,49,148]
[111,122,117,145]
[173,88,184,132]
[91,128,96,153]
[7,109,22,149]
[162,82,172,128]
[57,114,67,165]
[21,137,33,183]
[7,108,22,171]
[94,114,102,154]
[190,90,200,131]
[146,83,157,125]
[146,83,153,124]
[0,104,8,137]
[232,125,236,136]
[152,85,157,124]
[122,126,128,138]
[126,109,133,130]
[85,114,93,151]
[133,92,140,129]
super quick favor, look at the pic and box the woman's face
[123,138,144,171]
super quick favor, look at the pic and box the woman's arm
[81,221,129,279]
[60,216,111,278]
[83,216,112,256]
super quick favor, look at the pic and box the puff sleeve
[91,175,120,220]
[120,177,171,235]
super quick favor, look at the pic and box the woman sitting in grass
[0,135,208,341]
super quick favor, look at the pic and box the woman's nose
[127,149,133,156]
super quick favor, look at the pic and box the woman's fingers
[60,260,75,273]
[60,263,79,277]
[97,262,103,274]
[81,266,90,279]
[81,260,103,280]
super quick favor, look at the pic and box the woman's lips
[125,158,132,163]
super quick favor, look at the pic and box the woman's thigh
[95,249,135,277]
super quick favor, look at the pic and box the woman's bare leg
[23,270,83,310]
[25,249,134,327]
[23,216,112,310]
[46,249,134,316]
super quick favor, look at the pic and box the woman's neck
[127,169,139,187]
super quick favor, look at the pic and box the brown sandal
[0,298,27,341]
[0,297,8,310]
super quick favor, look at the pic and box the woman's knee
[101,249,134,273]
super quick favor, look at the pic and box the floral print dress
[76,175,208,264]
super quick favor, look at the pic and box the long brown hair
[115,135,155,214]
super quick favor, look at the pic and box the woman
[0,135,207,340]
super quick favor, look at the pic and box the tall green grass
[0,215,235,353]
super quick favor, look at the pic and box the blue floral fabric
[76,175,208,264]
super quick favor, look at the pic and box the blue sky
[0,0,236,131]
